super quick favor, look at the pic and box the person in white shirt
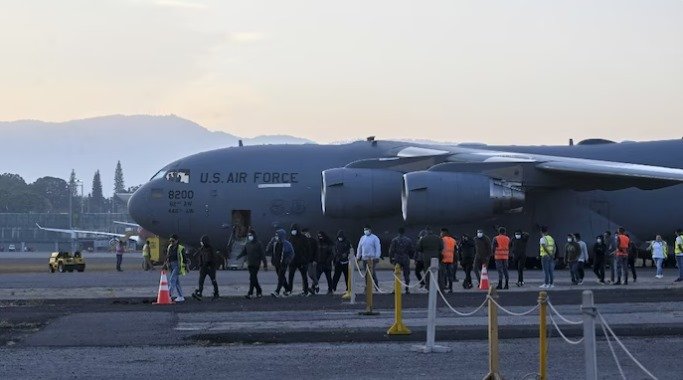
[648,235,667,279]
[357,225,381,286]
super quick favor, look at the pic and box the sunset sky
[1,0,682,144]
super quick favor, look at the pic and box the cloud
[228,32,266,44]
[154,0,207,10]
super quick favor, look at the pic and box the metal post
[359,259,379,315]
[388,264,411,335]
[342,250,355,304]
[539,291,548,380]
[412,258,451,353]
[484,287,502,380]
[582,290,598,380]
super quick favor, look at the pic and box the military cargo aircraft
[127,138,683,265]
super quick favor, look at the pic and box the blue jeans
[616,256,629,282]
[569,261,581,284]
[541,256,554,285]
[677,256,683,280]
[168,261,183,298]
[654,258,664,277]
[495,259,509,282]
[116,254,122,270]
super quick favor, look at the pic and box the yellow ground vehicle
[49,251,86,273]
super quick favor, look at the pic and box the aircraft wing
[36,223,127,239]
[535,159,683,182]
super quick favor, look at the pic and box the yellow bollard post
[538,291,548,380]
[342,251,354,302]
[484,287,502,380]
[387,264,411,335]
[359,259,379,316]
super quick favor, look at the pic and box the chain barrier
[547,311,584,345]
[599,313,626,379]
[547,300,583,325]
[429,274,488,316]
[487,296,540,317]
[597,312,657,380]
[393,272,424,290]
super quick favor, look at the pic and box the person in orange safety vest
[440,228,458,293]
[491,227,511,290]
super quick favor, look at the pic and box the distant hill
[0,115,313,196]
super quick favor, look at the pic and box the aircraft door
[226,210,251,269]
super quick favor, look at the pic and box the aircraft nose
[127,187,149,227]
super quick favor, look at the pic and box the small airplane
[127,137,683,266]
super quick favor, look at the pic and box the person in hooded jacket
[191,235,219,301]
[593,235,607,283]
[238,228,267,299]
[268,229,295,297]
[315,231,334,294]
[459,234,475,289]
[302,228,320,294]
[473,229,492,286]
[288,224,311,296]
[510,230,529,287]
[388,227,415,294]
[417,227,443,290]
[565,234,582,285]
[332,230,352,293]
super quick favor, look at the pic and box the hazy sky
[1,0,682,144]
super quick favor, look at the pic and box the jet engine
[322,168,403,218]
[402,171,524,224]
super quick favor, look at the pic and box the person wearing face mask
[192,235,220,301]
[459,234,476,289]
[288,224,312,296]
[357,225,381,287]
[647,235,667,279]
[510,230,529,287]
[237,228,267,299]
[417,227,444,291]
[302,228,319,294]
[592,235,607,284]
[574,233,588,285]
[389,227,415,294]
[268,229,295,297]
[315,231,334,294]
[473,229,492,287]
[565,234,581,285]
[332,230,352,293]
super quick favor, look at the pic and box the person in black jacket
[287,224,311,296]
[302,228,320,294]
[510,230,529,287]
[267,229,295,297]
[315,231,334,294]
[459,234,475,289]
[192,235,219,301]
[332,230,352,292]
[593,235,607,284]
[238,228,268,299]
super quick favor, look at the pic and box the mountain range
[0,115,313,197]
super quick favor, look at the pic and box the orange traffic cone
[479,264,490,291]
[154,270,174,305]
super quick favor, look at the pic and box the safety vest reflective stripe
[540,235,555,257]
[494,235,510,260]
[442,237,456,263]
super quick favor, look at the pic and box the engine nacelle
[402,172,524,225]
[322,168,403,218]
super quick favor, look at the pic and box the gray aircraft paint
[128,139,683,257]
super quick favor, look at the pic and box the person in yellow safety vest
[491,227,511,290]
[165,234,188,302]
[674,229,683,282]
[614,227,631,285]
[440,228,458,293]
[539,226,556,289]
[142,239,155,271]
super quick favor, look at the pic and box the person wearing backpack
[191,235,219,301]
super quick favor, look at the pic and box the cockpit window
[150,169,167,181]
[165,169,190,183]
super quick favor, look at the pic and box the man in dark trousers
[473,229,492,286]
[459,234,476,289]
[510,230,529,287]
[302,228,320,294]
[268,229,294,297]
[237,228,268,299]
[332,230,352,293]
[388,227,415,294]
[288,224,311,296]
[192,235,220,301]
[417,227,443,290]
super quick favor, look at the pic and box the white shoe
[539,284,548,289]
[548,284,555,289]
[175,296,185,302]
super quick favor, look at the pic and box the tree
[68,169,78,196]
[114,161,125,194]
[30,177,70,212]
[90,170,105,213]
